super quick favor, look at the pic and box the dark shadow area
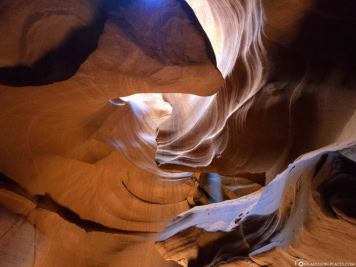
[288,0,356,85]
[316,153,356,221]
[187,230,250,267]
[313,153,328,177]
[0,172,35,201]
[265,0,356,174]
[36,194,145,234]
[177,0,217,66]
[0,9,106,87]
[105,0,217,67]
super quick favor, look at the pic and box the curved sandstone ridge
[0,0,221,266]
[156,144,356,266]
[0,0,222,93]
[0,0,355,266]
[153,0,356,265]
[156,0,356,180]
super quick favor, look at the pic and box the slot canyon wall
[0,0,355,267]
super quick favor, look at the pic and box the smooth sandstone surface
[156,0,356,180]
[0,0,221,266]
[0,0,355,267]
[156,144,356,266]
[155,0,356,266]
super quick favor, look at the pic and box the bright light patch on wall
[185,0,222,68]
[120,93,161,103]
[119,93,172,117]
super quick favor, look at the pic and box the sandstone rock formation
[156,0,356,180]
[156,145,356,266]
[155,0,356,266]
[0,0,355,266]
[0,0,222,266]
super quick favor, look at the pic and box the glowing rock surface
[0,0,355,266]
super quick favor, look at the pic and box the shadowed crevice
[0,173,150,235]
[0,9,107,87]
[35,194,149,234]
[0,173,36,202]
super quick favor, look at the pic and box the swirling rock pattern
[0,0,221,266]
[156,0,356,180]
[0,0,356,266]
[156,144,356,266]
[155,0,356,266]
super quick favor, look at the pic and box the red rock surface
[0,0,355,266]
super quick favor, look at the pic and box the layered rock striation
[0,0,355,266]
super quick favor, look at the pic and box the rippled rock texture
[156,145,356,266]
[155,0,356,266]
[1,0,356,266]
[0,0,221,266]
[156,0,356,180]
